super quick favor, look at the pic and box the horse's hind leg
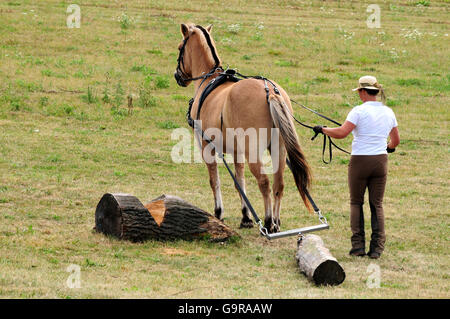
[271,146,286,232]
[247,161,275,233]
[205,154,224,221]
[234,155,253,228]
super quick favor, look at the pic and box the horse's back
[223,78,290,131]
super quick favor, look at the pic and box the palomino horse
[174,23,312,233]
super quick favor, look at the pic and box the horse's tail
[268,93,313,212]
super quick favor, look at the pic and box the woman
[313,75,400,259]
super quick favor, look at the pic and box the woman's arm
[322,121,356,139]
[387,126,400,149]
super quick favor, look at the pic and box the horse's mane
[189,23,221,69]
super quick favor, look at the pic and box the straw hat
[352,75,381,91]
[352,75,386,103]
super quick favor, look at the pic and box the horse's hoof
[239,220,254,228]
[263,223,274,234]
[276,218,281,228]
[214,208,223,221]
[273,224,280,233]
[264,217,276,233]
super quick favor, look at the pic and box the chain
[315,209,328,225]
[257,221,269,237]
[297,233,305,245]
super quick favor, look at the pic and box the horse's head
[174,23,219,87]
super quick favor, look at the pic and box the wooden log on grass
[94,193,237,242]
[295,234,345,286]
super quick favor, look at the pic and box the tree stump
[94,193,238,242]
[295,234,345,286]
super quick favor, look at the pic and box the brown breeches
[348,154,388,254]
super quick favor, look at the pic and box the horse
[174,23,312,233]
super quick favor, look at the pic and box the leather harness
[186,68,281,131]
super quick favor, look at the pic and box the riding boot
[368,201,386,256]
[350,203,365,255]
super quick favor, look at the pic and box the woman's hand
[322,121,356,139]
[387,127,400,149]
[313,125,324,134]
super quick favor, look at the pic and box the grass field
[0,0,448,298]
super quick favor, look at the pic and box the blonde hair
[363,82,386,104]
[374,82,386,104]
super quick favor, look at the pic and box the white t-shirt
[346,101,398,155]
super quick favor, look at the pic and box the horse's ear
[181,24,189,37]
[206,24,213,33]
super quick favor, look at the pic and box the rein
[286,99,351,164]
[185,67,350,164]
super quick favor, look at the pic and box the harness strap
[285,158,321,214]
[219,152,262,226]
[321,134,333,165]
[286,101,351,163]
[290,99,343,127]
[317,135,351,164]
[263,79,270,102]
[186,69,223,128]
[194,70,241,123]
[179,67,220,85]
[186,98,194,128]
[192,122,266,235]
[285,159,328,226]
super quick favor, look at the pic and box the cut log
[94,193,238,242]
[295,234,345,286]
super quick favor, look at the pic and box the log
[295,234,345,286]
[94,193,238,242]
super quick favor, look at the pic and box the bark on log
[94,193,238,242]
[295,234,345,286]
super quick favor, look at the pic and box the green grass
[0,0,448,299]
